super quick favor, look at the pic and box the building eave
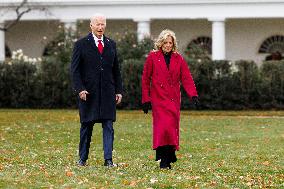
[1,0,284,7]
[1,0,284,21]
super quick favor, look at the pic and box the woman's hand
[142,102,151,114]
[192,96,199,108]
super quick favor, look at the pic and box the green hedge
[119,59,144,109]
[1,29,284,109]
[119,59,284,110]
[0,62,39,108]
[37,57,76,108]
[1,59,284,109]
[261,61,284,108]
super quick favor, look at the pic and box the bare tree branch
[0,0,46,32]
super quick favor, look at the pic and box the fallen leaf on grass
[256,161,270,166]
[119,162,129,168]
[186,176,200,180]
[150,178,158,184]
[262,161,270,166]
[246,182,252,186]
[66,171,73,177]
[210,181,217,186]
[122,180,130,185]
[177,154,183,158]
[129,180,138,187]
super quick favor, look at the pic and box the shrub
[185,60,238,109]
[1,28,284,110]
[184,42,211,64]
[116,31,153,64]
[0,62,38,108]
[120,59,144,109]
[114,31,153,109]
[260,61,284,109]
[37,56,76,108]
[39,27,78,108]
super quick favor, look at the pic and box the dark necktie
[98,40,103,54]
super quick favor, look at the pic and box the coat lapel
[102,37,111,56]
[87,33,111,56]
[156,51,181,82]
[87,33,100,53]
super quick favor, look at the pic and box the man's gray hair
[90,13,106,24]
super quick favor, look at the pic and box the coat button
[101,68,104,71]
[171,98,174,101]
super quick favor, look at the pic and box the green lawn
[0,110,283,188]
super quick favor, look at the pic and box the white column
[61,19,77,31]
[0,21,5,62]
[209,18,226,60]
[134,18,151,41]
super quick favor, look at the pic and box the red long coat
[142,50,198,150]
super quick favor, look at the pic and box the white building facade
[1,0,284,63]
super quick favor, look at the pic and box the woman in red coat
[142,29,199,169]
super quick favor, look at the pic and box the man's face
[90,17,106,39]
[162,36,173,53]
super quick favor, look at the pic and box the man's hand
[116,94,122,104]
[79,90,89,101]
[142,102,151,114]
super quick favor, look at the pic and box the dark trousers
[79,120,114,161]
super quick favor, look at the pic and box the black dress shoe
[104,159,117,167]
[77,159,86,166]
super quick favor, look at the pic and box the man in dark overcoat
[70,13,122,167]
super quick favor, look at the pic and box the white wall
[5,18,284,63]
[151,19,211,55]
[5,21,60,58]
[226,18,284,63]
[77,19,136,39]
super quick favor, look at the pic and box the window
[259,35,284,60]
[259,35,284,53]
[188,36,212,54]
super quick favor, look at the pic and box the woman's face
[162,36,173,53]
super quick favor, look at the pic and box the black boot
[160,157,168,169]
[159,153,171,169]
[156,145,175,169]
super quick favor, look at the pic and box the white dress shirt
[92,33,104,47]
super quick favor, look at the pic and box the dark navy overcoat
[71,33,122,123]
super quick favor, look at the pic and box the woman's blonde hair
[154,29,178,52]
